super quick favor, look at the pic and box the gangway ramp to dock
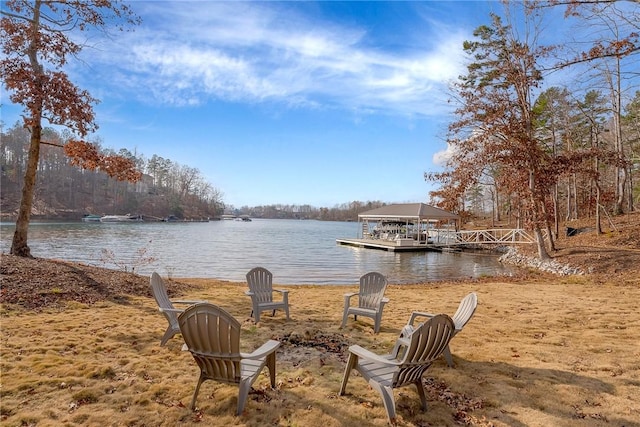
[451,229,536,245]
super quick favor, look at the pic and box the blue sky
[2,1,507,208]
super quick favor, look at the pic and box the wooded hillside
[0,123,224,220]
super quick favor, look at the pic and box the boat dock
[338,203,536,252]
[337,229,536,252]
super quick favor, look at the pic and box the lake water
[0,219,516,284]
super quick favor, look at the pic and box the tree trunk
[528,166,550,259]
[572,174,578,219]
[594,151,602,235]
[628,164,635,212]
[565,179,571,222]
[10,0,44,258]
[609,56,626,215]
[494,185,501,222]
[539,195,556,252]
[534,227,549,259]
[553,183,559,239]
[595,182,602,235]
[10,125,42,257]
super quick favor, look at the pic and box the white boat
[81,214,102,222]
[99,214,143,222]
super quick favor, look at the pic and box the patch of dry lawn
[2,273,640,426]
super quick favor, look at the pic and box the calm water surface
[0,219,516,284]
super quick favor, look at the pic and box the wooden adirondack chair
[393,292,478,367]
[339,314,455,425]
[245,267,290,322]
[149,272,205,346]
[178,303,280,414]
[340,272,389,333]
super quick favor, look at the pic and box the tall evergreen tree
[429,10,554,258]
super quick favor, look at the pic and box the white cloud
[433,143,457,166]
[83,2,468,117]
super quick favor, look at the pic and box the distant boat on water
[99,214,143,222]
[81,214,102,222]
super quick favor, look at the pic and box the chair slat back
[452,293,478,331]
[393,314,454,387]
[151,272,179,327]
[179,303,243,384]
[151,272,174,310]
[246,267,274,304]
[358,272,387,309]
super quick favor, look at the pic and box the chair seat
[241,358,266,379]
[254,301,287,310]
[356,359,397,387]
[348,307,378,317]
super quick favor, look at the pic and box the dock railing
[431,228,536,246]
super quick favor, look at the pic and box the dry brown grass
[2,271,640,426]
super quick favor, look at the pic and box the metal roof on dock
[358,203,458,220]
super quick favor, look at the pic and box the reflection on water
[0,219,516,284]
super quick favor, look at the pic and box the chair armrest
[172,299,206,305]
[343,292,357,305]
[274,289,289,295]
[408,311,436,326]
[245,290,254,296]
[159,308,184,313]
[242,339,281,359]
[348,345,401,367]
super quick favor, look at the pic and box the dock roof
[358,203,458,220]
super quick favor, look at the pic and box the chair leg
[160,326,177,346]
[266,352,277,387]
[283,295,290,320]
[414,379,428,411]
[340,307,350,329]
[443,345,454,367]
[374,315,381,334]
[370,382,397,424]
[237,379,252,415]
[339,353,358,395]
[190,376,205,410]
